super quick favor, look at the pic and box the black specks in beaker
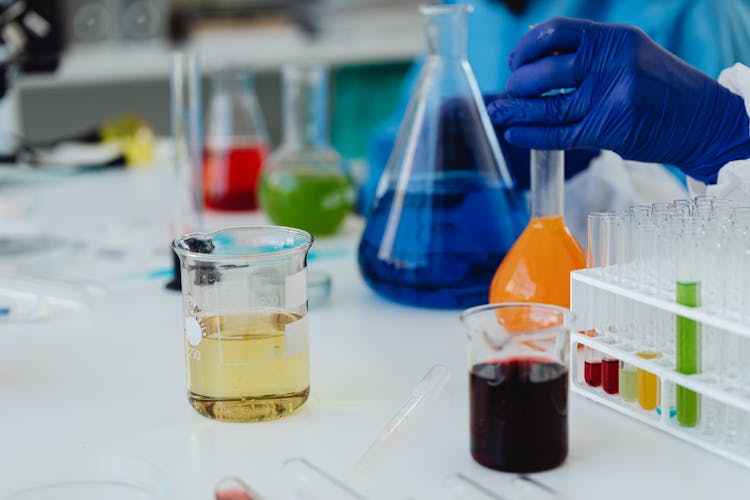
[185,237,221,286]
[185,237,215,253]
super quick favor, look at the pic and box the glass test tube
[584,213,611,389]
[675,217,702,427]
[612,211,637,398]
[652,208,675,355]
[729,207,750,321]
[628,207,661,411]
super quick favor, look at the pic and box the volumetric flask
[259,65,353,235]
[357,4,526,309]
[173,226,313,422]
[204,65,270,211]
[461,303,572,473]
[489,150,585,308]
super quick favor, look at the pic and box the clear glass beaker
[173,226,313,422]
[259,65,354,235]
[461,303,572,473]
[357,4,527,309]
[489,150,585,308]
[204,65,270,211]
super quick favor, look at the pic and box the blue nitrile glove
[486,17,750,184]
[484,93,599,189]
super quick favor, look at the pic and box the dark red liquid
[584,361,602,387]
[602,358,619,394]
[470,358,568,472]
[203,143,267,211]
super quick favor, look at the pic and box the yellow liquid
[636,351,660,411]
[186,312,309,422]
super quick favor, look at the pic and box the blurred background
[15,0,422,158]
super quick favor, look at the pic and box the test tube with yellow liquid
[629,208,661,412]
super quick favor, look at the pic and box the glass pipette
[355,364,451,472]
[281,458,368,500]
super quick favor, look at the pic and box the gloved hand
[484,92,600,189]
[486,17,750,184]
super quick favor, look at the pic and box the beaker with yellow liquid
[174,226,313,422]
[489,150,585,308]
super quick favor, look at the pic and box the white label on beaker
[285,269,308,309]
[186,316,203,346]
[285,314,309,358]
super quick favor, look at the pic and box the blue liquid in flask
[358,173,526,308]
[357,4,527,308]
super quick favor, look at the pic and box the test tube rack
[570,268,750,469]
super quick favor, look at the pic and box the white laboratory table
[0,164,747,499]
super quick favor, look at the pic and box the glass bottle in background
[259,65,353,235]
[489,150,585,308]
[357,4,527,309]
[204,65,269,211]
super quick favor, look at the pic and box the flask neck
[421,4,471,60]
[281,65,329,149]
[531,150,564,219]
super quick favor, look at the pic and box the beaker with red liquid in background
[461,303,573,473]
[203,65,269,211]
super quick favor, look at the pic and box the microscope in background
[0,0,63,160]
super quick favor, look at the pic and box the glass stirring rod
[356,364,451,472]
[282,458,369,500]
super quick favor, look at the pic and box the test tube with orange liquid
[489,150,585,308]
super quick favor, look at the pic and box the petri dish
[1,454,168,500]
[308,269,332,309]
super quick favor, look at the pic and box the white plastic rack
[570,268,750,469]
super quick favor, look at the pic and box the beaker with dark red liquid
[461,303,572,472]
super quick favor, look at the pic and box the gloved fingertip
[486,100,509,124]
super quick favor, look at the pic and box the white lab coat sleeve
[689,63,750,203]
[563,151,687,243]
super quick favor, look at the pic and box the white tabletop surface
[0,164,748,499]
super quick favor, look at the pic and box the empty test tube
[282,458,368,500]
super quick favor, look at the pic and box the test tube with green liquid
[676,281,700,426]
[675,218,702,427]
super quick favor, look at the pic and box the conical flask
[203,65,269,211]
[489,150,585,308]
[357,4,527,309]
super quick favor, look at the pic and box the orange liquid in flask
[489,151,585,308]
[490,215,584,307]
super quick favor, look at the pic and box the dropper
[355,364,451,472]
